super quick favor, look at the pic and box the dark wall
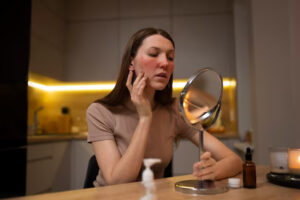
[0,0,31,198]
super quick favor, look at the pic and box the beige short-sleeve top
[86,100,196,186]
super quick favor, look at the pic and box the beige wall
[233,0,252,141]
[250,0,300,164]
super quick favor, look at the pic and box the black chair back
[83,155,99,188]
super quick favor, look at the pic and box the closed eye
[149,53,158,57]
[167,56,174,61]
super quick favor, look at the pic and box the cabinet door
[26,143,54,195]
[51,142,71,191]
[27,140,91,193]
[26,141,71,195]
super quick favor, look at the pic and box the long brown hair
[97,27,175,107]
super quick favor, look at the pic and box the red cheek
[139,56,157,72]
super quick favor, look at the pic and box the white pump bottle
[140,158,161,200]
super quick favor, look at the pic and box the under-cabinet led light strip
[28,79,235,92]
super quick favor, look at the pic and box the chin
[150,82,168,91]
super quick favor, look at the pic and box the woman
[86,27,242,187]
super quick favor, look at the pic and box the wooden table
[11,166,300,200]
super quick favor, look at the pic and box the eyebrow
[148,46,175,53]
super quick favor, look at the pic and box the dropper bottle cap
[245,147,252,161]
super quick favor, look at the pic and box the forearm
[107,116,152,184]
[214,154,243,180]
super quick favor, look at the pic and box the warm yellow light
[28,81,115,92]
[28,81,49,91]
[47,83,115,92]
[28,80,188,92]
[28,79,236,92]
[223,79,236,88]
[173,80,188,90]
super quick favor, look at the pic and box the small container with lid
[228,178,241,188]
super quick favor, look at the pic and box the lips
[155,72,167,78]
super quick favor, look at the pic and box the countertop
[27,132,88,144]
[10,166,300,200]
[27,132,238,144]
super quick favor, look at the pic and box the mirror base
[175,180,228,195]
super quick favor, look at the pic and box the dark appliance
[0,0,31,198]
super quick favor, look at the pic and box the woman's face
[130,34,175,91]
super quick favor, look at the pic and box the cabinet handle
[27,156,53,162]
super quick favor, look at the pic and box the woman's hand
[193,152,217,180]
[126,70,152,118]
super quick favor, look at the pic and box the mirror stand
[174,130,228,195]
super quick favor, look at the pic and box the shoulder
[86,102,115,124]
[87,102,110,115]
[87,102,110,117]
[86,103,117,142]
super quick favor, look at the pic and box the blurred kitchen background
[2,0,300,198]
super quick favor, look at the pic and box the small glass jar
[269,147,289,174]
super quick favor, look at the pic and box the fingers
[126,70,133,92]
[131,72,147,96]
[193,152,216,180]
[193,163,216,180]
[125,69,152,117]
[200,152,211,162]
[126,70,146,92]
[136,77,147,96]
[126,70,148,102]
[133,71,145,88]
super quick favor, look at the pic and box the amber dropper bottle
[243,147,256,188]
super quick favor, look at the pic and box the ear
[129,60,134,71]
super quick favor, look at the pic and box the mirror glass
[179,68,223,130]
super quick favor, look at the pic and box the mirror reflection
[180,69,223,130]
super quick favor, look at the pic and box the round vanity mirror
[175,68,228,195]
[179,68,223,131]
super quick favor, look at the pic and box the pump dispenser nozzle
[140,158,161,200]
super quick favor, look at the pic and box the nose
[158,54,169,68]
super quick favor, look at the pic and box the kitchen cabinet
[26,142,71,195]
[26,143,55,195]
[26,139,93,195]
